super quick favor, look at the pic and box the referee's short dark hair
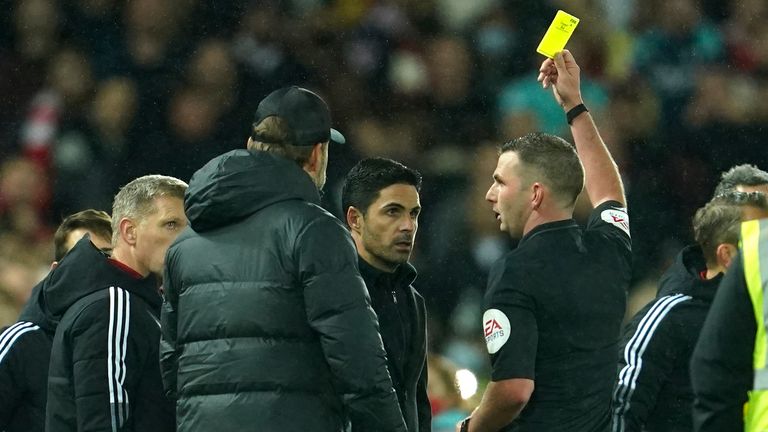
[500,132,584,207]
[53,209,112,261]
[693,191,768,266]
[341,157,422,217]
[713,164,768,197]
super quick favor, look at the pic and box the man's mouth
[394,239,413,250]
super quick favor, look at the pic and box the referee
[458,50,631,431]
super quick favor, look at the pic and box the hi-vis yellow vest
[742,219,768,431]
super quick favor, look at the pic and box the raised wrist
[566,103,589,125]
[562,99,584,112]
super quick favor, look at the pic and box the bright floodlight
[455,369,478,400]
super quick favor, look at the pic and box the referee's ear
[531,183,544,210]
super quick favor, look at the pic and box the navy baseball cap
[253,86,345,146]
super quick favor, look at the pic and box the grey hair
[111,174,188,244]
[713,164,768,197]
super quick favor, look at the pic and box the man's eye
[165,221,177,229]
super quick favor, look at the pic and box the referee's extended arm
[460,379,533,432]
[539,49,626,207]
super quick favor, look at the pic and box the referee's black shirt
[483,200,632,431]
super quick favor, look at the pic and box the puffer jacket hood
[656,245,722,302]
[185,149,320,232]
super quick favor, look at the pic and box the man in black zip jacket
[46,175,187,432]
[341,157,431,432]
[611,191,768,431]
[160,87,407,432]
[0,209,112,432]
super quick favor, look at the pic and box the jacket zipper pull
[391,290,398,304]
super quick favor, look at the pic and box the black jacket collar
[357,257,417,289]
[656,245,722,302]
[21,236,160,332]
[517,218,578,248]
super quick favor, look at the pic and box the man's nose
[401,216,416,232]
[486,184,496,202]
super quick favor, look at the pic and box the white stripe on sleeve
[0,321,40,364]
[108,287,131,432]
[612,293,691,432]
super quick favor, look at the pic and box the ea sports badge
[601,207,630,237]
[483,309,511,354]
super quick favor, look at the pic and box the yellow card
[536,10,580,58]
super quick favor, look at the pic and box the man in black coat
[0,210,112,432]
[46,175,187,432]
[160,87,407,432]
[341,157,431,432]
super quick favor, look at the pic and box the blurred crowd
[0,0,767,415]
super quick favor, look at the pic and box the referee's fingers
[539,58,554,73]
[553,51,567,75]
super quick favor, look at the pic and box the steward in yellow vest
[692,218,768,431]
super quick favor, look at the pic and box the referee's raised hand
[537,49,583,112]
[540,49,626,207]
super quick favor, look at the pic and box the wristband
[566,103,588,125]
[460,417,471,432]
